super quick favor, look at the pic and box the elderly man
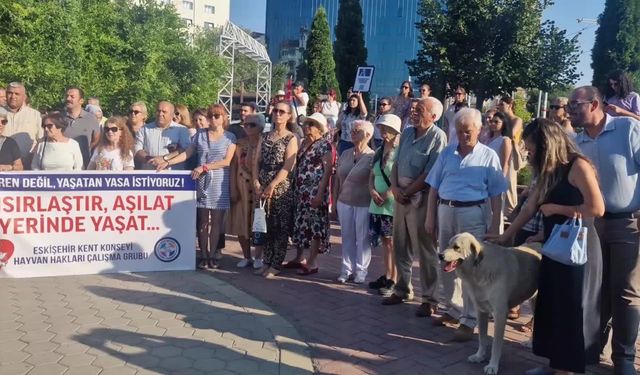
[3,82,42,167]
[135,101,191,170]
[62,86,100,168]
[381,98,447,318]
[425,107,507,342]
[572,86,640,375]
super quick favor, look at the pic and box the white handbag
[541,217,588,266]
[252,200,267,245]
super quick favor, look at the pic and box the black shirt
[0,136,21,165]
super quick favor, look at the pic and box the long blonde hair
[522,118,587,204]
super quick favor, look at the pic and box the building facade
[265,0,420,98]
[165,0,230,29]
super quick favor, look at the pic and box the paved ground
[2,221,638,375]
[212,223,639,375]
[0,272,314,375]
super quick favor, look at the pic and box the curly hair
[100,116,134,161]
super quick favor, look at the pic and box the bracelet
[162,154,169,162]
[202,164,209,172]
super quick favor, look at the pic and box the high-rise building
[161,0,230,30]
[265,0,420,98]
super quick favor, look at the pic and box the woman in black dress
[491,118,604,374]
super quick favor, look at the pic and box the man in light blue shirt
[572,86,640,375]
[134,101,191,170]
[425,107,507,342]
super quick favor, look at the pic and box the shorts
[369,213,393,248]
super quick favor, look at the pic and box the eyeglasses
[0,119,7,125]
[129,110,141,115]
[567,101,592,110]
[104,126,119,133]
[379,102,390,107]
[42,124,55,129]
[273,108,289,116]
[549,105,565,110]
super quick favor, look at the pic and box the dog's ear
[471,239,484,266]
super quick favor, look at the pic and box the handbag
[252,199,268,246]
[541,217,588,266]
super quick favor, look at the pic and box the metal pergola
[218,21,271,116]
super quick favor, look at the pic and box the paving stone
[97,366,137,375]
[89,355,126,369]
[150,346,182,358]
[0,362,33,375]
[24,351,63,366]
[157,356,193,371]
[58,353,96,367]
[23,342,59,354]
[23,363,67,375]
[193,358,226,371]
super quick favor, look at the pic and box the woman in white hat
[285,113,334,275]
[368,114,401,294]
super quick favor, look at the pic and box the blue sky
[230,0,605,86]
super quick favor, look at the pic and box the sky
[230,0,605,86]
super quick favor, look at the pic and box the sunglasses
[350,128,364,134]
[273,108,289,116]
[379,102,390,106]
[41,123,56,129]
[174,111,181,117]
[549,105,565,110]
[104,126,119,133]
[401,86,410,89]
[420,89,428,92]
[211,114,223,119]
[129,110,141,115]
[0,119,7,125]
[245,122,258,128]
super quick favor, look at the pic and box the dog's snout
[438,253,445,261]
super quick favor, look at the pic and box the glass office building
[265,0,420,98]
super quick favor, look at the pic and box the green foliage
[591,0,640,88]
[517,165,533,186]
[271,63,289,94]
[0,0,225,114]
[304,7,340,104]
[407,0,580,105]
[513,94,533,123]
[334,0,367,99]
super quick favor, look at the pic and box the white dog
[440,233,541,375]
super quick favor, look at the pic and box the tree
[334,0,367,99]
[302,7,340,103]
[591,0,640,88]
[407,0,580,107]
[271,63,290,94]
[0,0,225,114]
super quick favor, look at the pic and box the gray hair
[353,119,374,141]
[454,107,483,130]
[423,97,444,122]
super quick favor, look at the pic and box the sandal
[297,265,318,276]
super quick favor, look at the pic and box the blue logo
[154,237,181,262]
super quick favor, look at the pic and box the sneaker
[337,273,349,284]
[354,275,366,284]
[379,279,395,296]
[253,258,264,269]
[236,258,253,268]
[368,275,387,289]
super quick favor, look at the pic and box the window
[204,22,215,30]
[182,1,193,10]
[183,18,193,26]
[204,5,215,14]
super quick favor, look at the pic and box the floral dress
[258,132,295,268]
[293,138,333,253]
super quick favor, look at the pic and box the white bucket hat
[375,114,402,134]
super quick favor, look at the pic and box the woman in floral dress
[290,113,334,275]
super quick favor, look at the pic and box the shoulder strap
[379,156,392,187]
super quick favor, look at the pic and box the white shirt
[292,92,309,117]
[31,139,83,171]
[88,148,135,171]
[3,105,43,158]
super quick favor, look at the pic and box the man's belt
[602,211,636,220]
[439,199,485,208]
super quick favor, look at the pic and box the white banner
[0,171,196,278]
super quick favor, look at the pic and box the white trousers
[337,201,371,278]
[437,203,491,328]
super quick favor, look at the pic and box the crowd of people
[1,69,640,375]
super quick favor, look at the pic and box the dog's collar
[473,252,484,266]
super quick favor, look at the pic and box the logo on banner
[154,237,181,262]
[0,239,15,269]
